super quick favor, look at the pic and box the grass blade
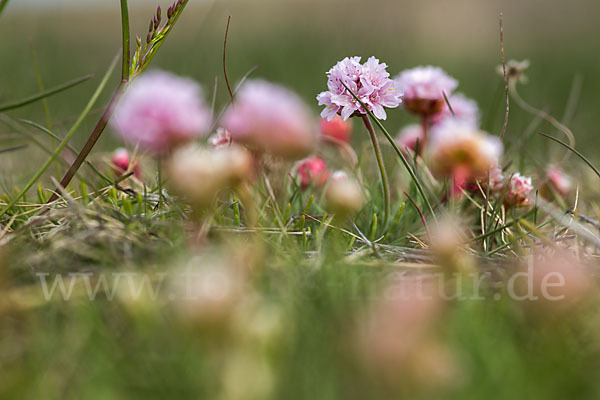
[538,131,600,180]
[0,74,93,112]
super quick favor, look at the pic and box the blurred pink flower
[208,128,233,149]
[295,156,330,190]
[319,115,352,143]
[111,70,212,155]
[427,120,503,181]
[395,124,424,153]
[317,56,402,121]
[504,173,533,207]
[395,66,458,117]
[111,147,140,178]
[545,165,572,198]
[223,80,317,160]
[431,93,479,127]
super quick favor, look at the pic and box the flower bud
[295,156,329,191]
[325,171,364,217]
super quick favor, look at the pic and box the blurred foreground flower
[319,115,352,143]
[317,56,402,120]
[111,148,140,178]
[356,277,458,389]
[295,156,330,191]
[325,171,364,218]
[427,120,503,192]
[396,66,458,117]
[223,80,317,160]
[167,144,253,211]
[111,70,212,155]
[504,173,533,208]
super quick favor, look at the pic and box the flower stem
[361,114,390,228]
[420,115,429,152]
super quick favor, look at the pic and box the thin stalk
[120,0,131,82]
[0,56,118,216]
[420,116,429,151]
[47,0,132,204]
[361,114,390,228]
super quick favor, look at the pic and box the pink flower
[317,56,402,121]
[111,148,140,178]
[395,124,424,153]
[395,66,458,117]
[427,120,502,181]
[222,80,317,160]
[431,93,479,127]
[208,128,233,149]
[504,173,533,208]
[320,115,352,143]
[545,165,572,198]
[111,70,212,155]
[295,156,330,190]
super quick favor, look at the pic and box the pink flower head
[295,156,330,190]
[111,70,212,155]
[320,115,352,143]
[395,66,458,117]
[208,128,233,149]
[431,93,479,127]
[545,165,572,198]
[504,173,533,208]
[223,80,317,160]
[111,147,140,178]
[427,120,502,181]
[317,56,402,121]
[395,124,424,153]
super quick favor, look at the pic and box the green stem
[361,114,390,228]
[120,0,131,82]
[0,0,10,17]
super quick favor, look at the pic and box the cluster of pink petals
[320,115,352,143]
[505,173,534,207]
[431,93,479,127]
[427,120,503,180]
[317,56,402,121]
[295,156,330,190]
[208,128,233,149]
[111,70,212,155]
[223,80,317,160]
[395,66,458,116]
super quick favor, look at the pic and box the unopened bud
[167,6,174,19]
[325,171,364,218]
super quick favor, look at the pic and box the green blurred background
[2,0,600,170]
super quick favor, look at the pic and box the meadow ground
[2,0,600,399]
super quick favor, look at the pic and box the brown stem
[46,84,125,204]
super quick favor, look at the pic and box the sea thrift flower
[325,171,364,217]
[395,124,424,153]
[111,70,212,155]
[541,165,572,198]
[504,173,533,207]
[431,93,479,127]
[208,128,233,149]
[223,80,317,160]
[319,115,352,143]
[427,120,503,182]
[111,148,140,178]
[167,144,253,210]
[295,156,330,190]
[396,66,458,117]
[317,56,402,121]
